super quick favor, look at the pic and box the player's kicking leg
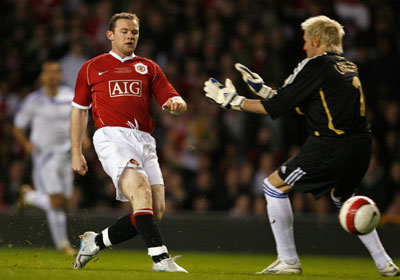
[257,177,302,274]
[73,212,138,269]
[73,212,187,272]
[73,231,100,269]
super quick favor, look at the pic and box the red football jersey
[72,51,180,134]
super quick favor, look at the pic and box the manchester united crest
[134,63,148,75]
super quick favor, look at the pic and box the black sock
[134,214,164,247]
[152,253,169,263]
[134,213,168,262]
[108,214,139,244]
[95,234,106,250]
[95,214,139,250]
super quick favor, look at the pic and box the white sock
[24,190,51,211]
[358,229,391,269]
[102,228,112,247]
[263,178,299,264]
[148,245,168,257]
[46,208,70,250]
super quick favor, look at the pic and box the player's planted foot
[73,231,100,269]
[17,184,33,215]
[256,259,302,274]
[152,255,188,273]
[379,261,400,277]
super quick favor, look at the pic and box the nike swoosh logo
[98,70,109,75]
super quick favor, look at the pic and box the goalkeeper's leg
[331,190,399,276]
[263,177,299,265]
[358,231,395,271]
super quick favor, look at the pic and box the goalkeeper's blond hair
[301,15,345,54]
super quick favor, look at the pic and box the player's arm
[12,126,34,154]
[235,63,276,99]
[204,77,269,114]
[151,61,187,116]
[241,99,268,114]
[70,107,89,176]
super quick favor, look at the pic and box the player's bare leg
[257,171,302,274]
[151,185,165,222]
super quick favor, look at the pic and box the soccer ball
[338,196,381,235]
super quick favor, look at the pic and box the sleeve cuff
[71,101,91,110]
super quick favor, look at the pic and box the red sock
[130,208,153,228]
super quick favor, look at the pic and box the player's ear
[106,30,114,41]
[312,37,320,48]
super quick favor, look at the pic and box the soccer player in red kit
[71,12,188,272]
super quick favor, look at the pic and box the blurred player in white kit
[13,61,76,256]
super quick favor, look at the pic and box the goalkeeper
[204,15,399,277]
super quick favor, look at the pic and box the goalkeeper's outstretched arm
[203,76,269,115]
[241,99,269,115]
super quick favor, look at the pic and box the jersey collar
[109,51,136,62]
[325,51,342,56]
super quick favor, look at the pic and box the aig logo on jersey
[109,80,142,97]
[134,63,148,75]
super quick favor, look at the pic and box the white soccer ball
[339,195,381,235]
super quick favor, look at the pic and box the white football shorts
[93,126,164,202]
[32,149,73,198]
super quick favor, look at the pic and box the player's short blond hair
[301,15,345,54]
[109,12,140,32]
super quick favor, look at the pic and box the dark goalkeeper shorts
[278,135,372,200]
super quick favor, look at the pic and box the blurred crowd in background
[0,0,399,221]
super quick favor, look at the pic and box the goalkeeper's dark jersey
[262,52,371,140]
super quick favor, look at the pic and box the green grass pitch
[0,247,393,280]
